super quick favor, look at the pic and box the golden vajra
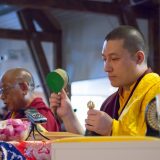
[87,100,95,109]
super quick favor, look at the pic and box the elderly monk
[0,68,59,132]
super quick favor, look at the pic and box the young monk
[49,25,160,136]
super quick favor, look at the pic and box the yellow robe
[112,73,160,136]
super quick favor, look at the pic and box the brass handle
[87,101,95,109]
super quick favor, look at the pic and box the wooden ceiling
[0,0,159,99]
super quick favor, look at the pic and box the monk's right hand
[49,89,73,119]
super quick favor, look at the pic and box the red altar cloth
[9,141,51,160]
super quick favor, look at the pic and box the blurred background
[0,0,159,127]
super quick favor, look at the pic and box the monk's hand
[49,89,72,119]
[85,109,113,136]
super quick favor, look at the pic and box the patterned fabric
[10,141,51,160]
[0,141,25,160]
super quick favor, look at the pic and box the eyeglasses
[0,84,18,96]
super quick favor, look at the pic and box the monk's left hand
[85,109,113,136]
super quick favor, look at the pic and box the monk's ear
[135,51,145,64]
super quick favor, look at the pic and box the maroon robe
[4,97,60,132]
[100,92,119,120]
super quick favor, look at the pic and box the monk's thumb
[60,89,68,98]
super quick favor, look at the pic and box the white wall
[53,10,119,81]
[52,10,148,82]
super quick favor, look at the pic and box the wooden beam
[148,5,160,74]
[115,0,139,29]
[17,9,51,100]
[0,6,18,16]
[54,33,62,68]
[0,0,153,19]
[0,28,59,41]
[28,9,61,32]
[28,9,63,68]
[0,9,63,79]
[42,11,63,68]
[121,7,139,29]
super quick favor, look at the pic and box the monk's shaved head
[1,68,34,89]
[0,68,36,111]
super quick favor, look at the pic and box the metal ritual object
[87,100,95,109]
[85,100,100,136]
